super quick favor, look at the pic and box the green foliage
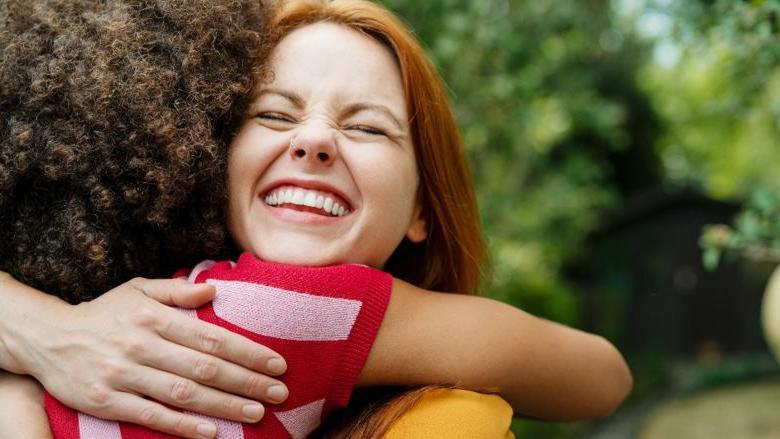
[666,0,780,271]
[701,188,780,270]
[382,0,776,345]
[373,0,777,436]
[638,0,780,198]
[382,0,658,325]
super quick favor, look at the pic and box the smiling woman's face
[226,22,427,267]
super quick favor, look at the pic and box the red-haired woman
[0,1,631,438]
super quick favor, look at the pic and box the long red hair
[267,0,488,296]
[266,1,490,436]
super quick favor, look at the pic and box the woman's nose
[289,128,337,166]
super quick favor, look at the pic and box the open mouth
[263,185,351,217]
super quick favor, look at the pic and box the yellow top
[384,389,515,439]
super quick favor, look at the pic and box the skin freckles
[227,22,426,268]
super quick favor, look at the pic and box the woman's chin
[251,249,346,267]
[241,236,385,268]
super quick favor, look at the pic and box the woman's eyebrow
[342,103,404,130]
[255,88,304,109]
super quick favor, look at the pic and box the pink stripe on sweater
[77,413,121,439]
[274,399,325,439]
[206,279,362,341]
[184,412,245,439]
[188,260,217,283]
[214,417,245,439]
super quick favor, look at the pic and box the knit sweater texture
[44,252,393,439]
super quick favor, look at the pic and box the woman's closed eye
[346,124,387,136]
[255,112,296,128]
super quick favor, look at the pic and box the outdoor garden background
[380,0,780,437]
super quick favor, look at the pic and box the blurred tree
[381,0,661,325]
[375,0,778,435]
[638,0,780,198]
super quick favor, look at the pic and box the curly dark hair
[0,0,272,303]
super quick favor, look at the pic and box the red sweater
[45,252,393,439]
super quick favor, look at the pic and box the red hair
[267,0,489,296]
[267,2,491,436]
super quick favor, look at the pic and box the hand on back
[20,277,290,439]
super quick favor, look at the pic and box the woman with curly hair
[1,1,632,438]
[1,1,295,436]
[0,0,265,302]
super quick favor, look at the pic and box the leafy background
[380,0,780,436]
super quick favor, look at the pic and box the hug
[0,0,632,438]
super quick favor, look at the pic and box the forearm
[477,303,633,419]
[0,271,67,376]
[361,279,633,420]
[0,370,52,438]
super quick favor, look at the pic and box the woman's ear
[405,203,427,243]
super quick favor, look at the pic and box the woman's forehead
[261,22,405,107]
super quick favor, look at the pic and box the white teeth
[292,189,305,204]
[303,192,317,207]
[264,187,349,217]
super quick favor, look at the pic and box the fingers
[126,366,266,425]
[131,277,216,309]
[125,278,287,377]
[141,339,289,404]
[104,393,219,439]
[155,310,287,377]
[118,281,289,406]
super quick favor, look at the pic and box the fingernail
[196,423,217,438]
[266,384,289,402]
[243,403,264,421]
[267,358,287,374]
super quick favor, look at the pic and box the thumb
[137,278,216,308]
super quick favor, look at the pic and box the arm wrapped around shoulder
[362,279,633,421]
